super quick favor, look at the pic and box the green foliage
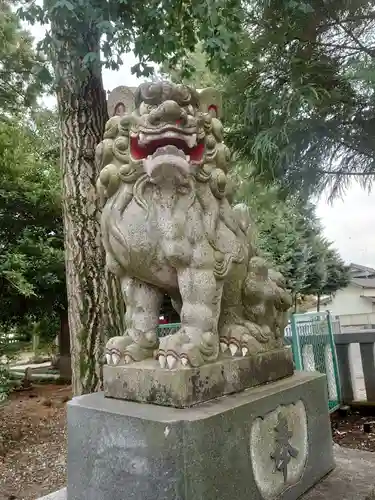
[217,0,375,198]
[0,327,23,402]
[0,109,65,342]
[0,337,13,402]
[232,164,349,303]
[160,42,221,88]
[0,13,58,389]
[321,248,350,296]
[0,0,50,115]
[18,0,244,82]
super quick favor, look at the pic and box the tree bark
[59,308,70,357]
[55,308,72,380]
[53,26,124,395]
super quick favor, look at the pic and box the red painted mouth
[130,136,204,162]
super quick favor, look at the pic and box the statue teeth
[158,355,166,368]
[242,347,248,357]
[105,354,112,365]
[152,145,186,159]
[167,355,177,369]
[186,134,197,148]
[229,344,238,356]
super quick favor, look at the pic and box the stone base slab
[36,444,375,500]
[38,490,66,500]
[103,346,294,408]
[66,371,334,500]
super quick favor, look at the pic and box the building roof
[350,263,375,277]
[352,277,375,289]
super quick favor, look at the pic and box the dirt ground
[0,384,71,500]
[331,408,375,452]
[1,385,375,500]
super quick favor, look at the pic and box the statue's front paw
[157,331,189,369]
[219,325,265,358]
[157,343,203,370]
[123,343,157,364]
[157,329,218,369]
[105,336,133,366]
[106,332,159,365]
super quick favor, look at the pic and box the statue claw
[181,357,189,367]
[112,353,120,365]
[158,354,166,368]
[220,342,228,353]
[105,353,112,365]
[242,347,248,357]
[124,355,132,364]
[229,344,238,356]
[167,355,177,369]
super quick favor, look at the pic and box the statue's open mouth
[130,133,204,163]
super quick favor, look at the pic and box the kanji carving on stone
[271,412,299,482]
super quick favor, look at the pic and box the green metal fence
[284,312,341,412]
[157,312,342,412]
[158,323,180,337]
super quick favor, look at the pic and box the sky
[316,185,375,267]
[27,23,375,269]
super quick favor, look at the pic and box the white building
[308,263,375,328]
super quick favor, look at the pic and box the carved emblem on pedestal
[250,401,308,499]
[271,412,299,482]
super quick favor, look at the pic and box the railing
[158,323,180,337]
[334,330,375,404]
[284,312,341,412]
[337,312,375,328]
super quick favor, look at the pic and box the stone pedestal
[67,371,334,500]
[104,346,294,408]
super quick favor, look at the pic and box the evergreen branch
[322,14,375,29]
[318,170,375,176]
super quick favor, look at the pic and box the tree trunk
[53,26,124,395]
[59,309,70,357]
[317,294,321,312]
[56,308,72,380]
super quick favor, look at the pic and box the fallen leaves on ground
[332,410,375,452]
[0,384,71,500]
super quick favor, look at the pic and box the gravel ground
[0,384,71,500]
[332,409,375,452]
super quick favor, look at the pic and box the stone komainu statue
[96,82,292,369]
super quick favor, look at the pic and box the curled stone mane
[134,81,199,108]
[96,80,236,244]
